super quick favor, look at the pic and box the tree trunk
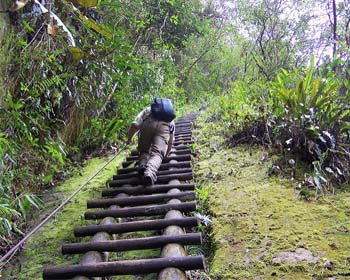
[332,0,337,60]
[0,0,11,42]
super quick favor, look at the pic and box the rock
[272,248,320,264]
[328,242,337,250]
[323,259,335,270]
[256,248,268,260]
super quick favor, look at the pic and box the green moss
[2,151,128,280]
[194,113,350,279]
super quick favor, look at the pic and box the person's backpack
[151,98,176,122]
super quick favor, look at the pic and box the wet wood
[175,131,191,136]
[74,217,199,237]
[109,172,193,187]
[62,233,201,254]
[113,168,192,180]
[122,154,191,168]
[102,183,195,197]
[43,256,205,279]
[130,149,191,157]
[43,114,203,280]
[175,136,192,141]
[117,162,191,175]
[87,191,195,208]
[84,201,197,219]
[173,141,194,146]
[158,184,188,279]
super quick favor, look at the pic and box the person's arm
[165,122,175,157]
[126,124,139,145]
[126,108,150,145]
[165,133,174,157]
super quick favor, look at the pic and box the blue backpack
[151,98,176,122]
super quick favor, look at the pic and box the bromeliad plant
[269,58,350,190]
[210,57,350,192]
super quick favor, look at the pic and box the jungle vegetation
[0,0,350,258]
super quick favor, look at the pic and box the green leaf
[75,0,100,8]
[77,11,112,39]
[0,217,13,234]
[100,1,121,7]
[24,195,43,210]
[68,47,85,62]
[304,56,314,91]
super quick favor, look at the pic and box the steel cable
[0,146,126,268]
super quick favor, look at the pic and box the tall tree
[228,0,321,80]
[331,0,337,58]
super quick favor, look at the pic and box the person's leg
[144,122,169,184]
[137,119,154,173]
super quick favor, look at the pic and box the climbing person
[126,98,176,185]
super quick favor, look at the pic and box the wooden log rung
[173,141,194,146]
[130,148,191,157]
[175,130,192,134]
[102,183,195,197]
[175,122,192,126]
[88,191,195,208]
[176,128,194,131]
[84,201,196,219]
[113,168,192,180]
[43,256,205,279]
[176,137,193,142]
[171,145,189,150]
[117,161,191,175]
[109,172,193,187]
[62,233,201,254]
[127,150,190,160]
[175,135,192,139]
[175,131,192,135]
[122,155,191,168]
[176,125,191,128]
[74,216,199,237]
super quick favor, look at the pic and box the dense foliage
[206,0,350,196]
[1,0,350,254]
[211,59,350,190]
[0,0,213,250]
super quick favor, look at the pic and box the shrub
[211,58,350,191]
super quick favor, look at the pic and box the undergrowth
[1,151,127,279]
[193,109,350,279]
[209,57,350,196]
[0,0,211,250]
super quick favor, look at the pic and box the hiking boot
[143,175,154,186]
[138,165,146,176]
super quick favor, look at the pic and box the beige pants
[138,117,170,182]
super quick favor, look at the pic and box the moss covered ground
[193,114,350,280]
[2,108,350,280]
[1,150,128,279]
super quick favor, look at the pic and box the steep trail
[42,113,205,279]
